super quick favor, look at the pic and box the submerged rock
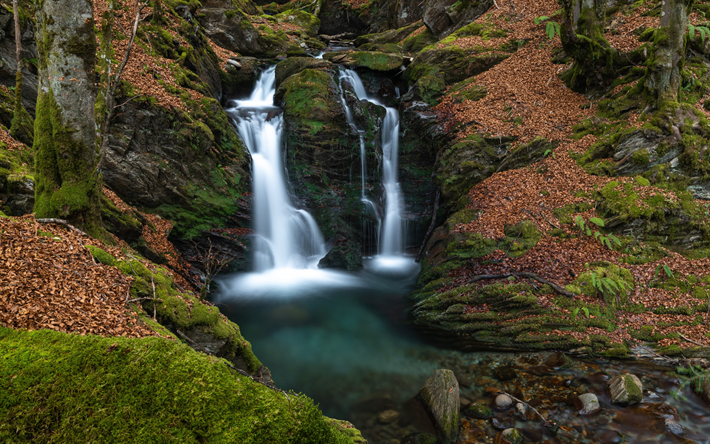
[494,428,523,444]
[377,409,399,424]
[418,369,460,444]
[464,402,493,419]
[608,373,643,406]
[574,393,601,415]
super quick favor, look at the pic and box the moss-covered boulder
[608,373,643,406]
[355,20,424,47]
[274,9,321,36]
[327,51,404,71]
[434,134,509,210]
[497,137,556,172]
[275,57,334,89]
[0,327,361,443]
[407,46,511,86]
[117,259,267,377]
[0,142,34,216]
[418,369,460,444]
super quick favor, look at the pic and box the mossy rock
[434,134,510,209]
[497,137,556,172]
[318,240,363,270]
[0,327,359,443]
[407,45,511,85]
[117,259,264,375]
[464,403,493,419]
[328,51,404,71]
[274,9,321,36]
[85,245,118,267]
[355,20,424,46]
[274,57,334,88]
[402,26,438,53]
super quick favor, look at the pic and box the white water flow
[340,69,404,256]
[228,67,326,271]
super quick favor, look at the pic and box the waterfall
[227,67,326,270]
[339,69,405,256]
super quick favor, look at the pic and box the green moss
[33,89,103,239]
[117,260,262,373]
[0,327,355,443]
[85,245,118,267]
[348,51,403,71]
[465,403,493,419]
[273,10,320,36]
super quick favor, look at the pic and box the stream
[218,67,710,443]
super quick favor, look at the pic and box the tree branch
[36,218,88,237]
[468,272,576,298]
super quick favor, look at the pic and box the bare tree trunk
[644,0,695,108]
[9,0,23,139]
[34,0,104,238]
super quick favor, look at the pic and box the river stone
[494,428,523,444]
[608,374,643,406]
[494,394,514,410]
[464,403,493,419]
[378,409,400,424]
[574,393,601,415]
[418,369,460,444]
[665,418,684,436]
[494,365,517,381]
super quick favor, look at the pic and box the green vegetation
[0,327,357,444]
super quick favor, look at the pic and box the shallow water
[217,259,710,443]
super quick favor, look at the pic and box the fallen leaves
[0,215,158,338]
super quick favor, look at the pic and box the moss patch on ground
[0,327,358,444]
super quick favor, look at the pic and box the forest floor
[418,0,710,352]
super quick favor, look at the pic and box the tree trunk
[560,0,616,91]
[34,0,103,238]
[644,0,695,108]
[9,0,23,139]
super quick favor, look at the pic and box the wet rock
[454,371,472,388]
[318,241,363,270]
[494,365,518,381]
[274,57,333,89]
[596,429,623,444]
[494,394,514,410]
[574,393,601,415]
[378,409,400,424]
[326,51,404,72]
[544,352,571,369]
[418,369,460,444]
[497,137,557,173]
[494,428,523,444]
[514,402,526,417]
[608,373,643,406]
[491,417,512,431]
[665,418,685,437]
[464,403,493,419]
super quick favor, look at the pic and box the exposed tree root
[468,272,576,298]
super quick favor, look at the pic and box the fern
[546,22,561,40]
[663,264,674,278]
[589,217,605,227]
[689,24,710,43]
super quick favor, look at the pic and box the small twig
[493,0,501,9]
[115,94,144,108]
[127,297,163,303]
[679,333,707,347]
[499,391,551,425]
[469,272,576,298]
[151,273,156,320]
[36,218,88,236]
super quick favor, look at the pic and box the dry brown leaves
[0,215,159,338]
[209,38,240,64]
[93,0,204,111]
[434,1,710,349]
[103,188,192,289]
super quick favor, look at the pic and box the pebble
[491,417,511,431]
[515,402,526,416]
[665,418,684,437]
[495,394,514,410]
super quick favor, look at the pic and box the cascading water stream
[226,67,326,271]
[339,69,404,256]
